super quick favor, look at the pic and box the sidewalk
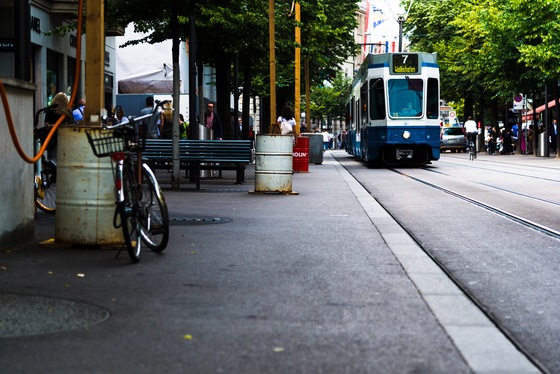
[0,151,539,373]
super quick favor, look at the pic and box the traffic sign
[513,94,525,110]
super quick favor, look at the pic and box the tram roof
[352,52,439,88]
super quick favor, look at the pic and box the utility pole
[269,0,276,129]
[294,1,301,135]
[85,0,105,122]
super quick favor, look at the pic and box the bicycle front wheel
[140,163,169,252]
[120,162,142,262]
[35,159,57,214]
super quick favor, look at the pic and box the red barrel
[293,136,309,173]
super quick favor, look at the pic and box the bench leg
[235,165,245,184]
[194,162,201,189]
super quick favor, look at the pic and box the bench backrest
[143,139,252,163]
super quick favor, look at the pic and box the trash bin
[253,134,294,194]
[293,137,309,172]
[539,132,547,157]
[302,133,323,164]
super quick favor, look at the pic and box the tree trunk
[216,53,233,139]
[242,64,252,139]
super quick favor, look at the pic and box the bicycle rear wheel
[120,162,142,262]
[140,163,169,252]
[35,159,57,214]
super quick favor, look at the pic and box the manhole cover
[0,293,110,338]
[169,217,232,225]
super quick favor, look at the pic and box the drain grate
[169,217,232,225]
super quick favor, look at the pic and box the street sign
[513,94,525,110]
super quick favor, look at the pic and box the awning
[523,99,558,122]
[117,79,173,94]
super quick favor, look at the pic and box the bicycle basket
[86,129,126,158]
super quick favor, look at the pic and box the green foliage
[107,0,358,103]
[404,0,560,113]
[309,71,352,121]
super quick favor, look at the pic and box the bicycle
[466,133,477,161]
[33,106,58,214]
[86,101,170,262]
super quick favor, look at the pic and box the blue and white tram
[345,52,441,164]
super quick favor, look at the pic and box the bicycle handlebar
[102,99,171,130]
[34,104,59,129]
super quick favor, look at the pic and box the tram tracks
[334,157,545,373]
[380,167,551,372]
[391,168,560,243]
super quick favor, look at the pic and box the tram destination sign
[392,54,419,74]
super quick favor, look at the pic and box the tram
[345,52,441,164]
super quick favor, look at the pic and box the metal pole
[294,1,301,135]
[397,16,405,52]
[234,52,239,138]
[189,14,198,140]
[84,0,105,123]
[305,59,311,132]
[545,83,549,157]
[269,0,276,129]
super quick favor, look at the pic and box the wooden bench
[142,139,253,189]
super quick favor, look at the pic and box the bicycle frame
[86,100,170,262]
[33,107,58,214]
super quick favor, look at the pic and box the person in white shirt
[114,106,129,125]
[463,116,478,157]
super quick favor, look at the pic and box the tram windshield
[388,78,423,118]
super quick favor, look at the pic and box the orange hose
[0,0,84,164]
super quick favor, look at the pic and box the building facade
[0,0,118,112]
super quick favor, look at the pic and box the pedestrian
[527,125,534,154]
[114,105,129,125]
[520,126,527,155]
[501,128,513,154]
[322,128,330,151]
[45,92,71,127]
[140,96,162,139]
[549,119,557,154]
[161,101,173,139]
[72,98,85,124]
[277,105,296,135]
[204,101,223,140]
[341,130,347,149]
[179,114,188,139]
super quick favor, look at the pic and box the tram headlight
[402,131,411,140]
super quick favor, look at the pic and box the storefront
[0,1,117,114]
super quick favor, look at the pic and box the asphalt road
[0,150,547,373]
[337,151,560,373]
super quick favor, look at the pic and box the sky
[361,0,408,53]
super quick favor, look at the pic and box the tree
[404,0,560,130]
[108,0,359,136]
[309,71,351,129]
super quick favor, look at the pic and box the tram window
[369,78,385,120]
[426,78,439,119]
[360,82,368,128]
[388,78,423,118]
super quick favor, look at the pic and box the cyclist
[464,116,478,158]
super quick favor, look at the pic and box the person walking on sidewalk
[205,101,223,140]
